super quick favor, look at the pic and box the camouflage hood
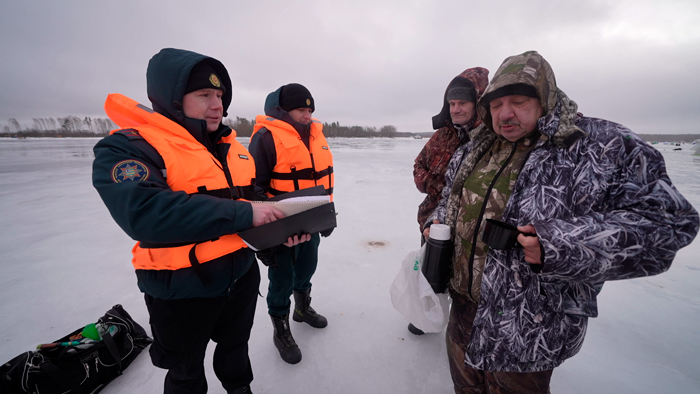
[478,50,585,148]
[478,51,557,121]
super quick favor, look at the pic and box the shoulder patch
[111,160,150,183]
[322,146,329,150]
[238,154,249,160]
[114,129,144,140]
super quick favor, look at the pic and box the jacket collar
[537,89,587,149]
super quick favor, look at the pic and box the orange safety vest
[252,116,334,199]
[104,93,254,271]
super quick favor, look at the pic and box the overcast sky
[1,0,698,135]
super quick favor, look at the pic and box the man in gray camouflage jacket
[426,51,699,393]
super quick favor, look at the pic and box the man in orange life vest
[248,83,334,364]
[92,48,307,394]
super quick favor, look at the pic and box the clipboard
[238,202,337,251]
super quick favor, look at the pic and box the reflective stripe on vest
[105,93,254,271]
[252,115,334,200]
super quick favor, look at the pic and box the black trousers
[145,262,260,394]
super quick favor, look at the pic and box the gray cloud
[1,0,698,134]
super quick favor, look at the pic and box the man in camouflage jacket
[413,67,489,233]
[427,51,699,393]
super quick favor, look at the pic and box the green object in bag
[81,323,101,340]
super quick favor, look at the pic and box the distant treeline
[1,116,117,138]
[0,116,409,138]
[222,117,401,138]
[5,116,696,142]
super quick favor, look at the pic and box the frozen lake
[1,137,699,393]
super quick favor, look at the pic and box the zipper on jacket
[214,144,235,189]
[309,153,318,186]
[208,154,234,189]
[221,159,235,188]
[467,141,517,299]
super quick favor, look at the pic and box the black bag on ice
[0,304,152,394]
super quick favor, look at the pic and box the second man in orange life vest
[249,83,334,364]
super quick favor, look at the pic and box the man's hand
[255,234,311,268]
[251,203,285,227]
[517,224,542,265]
[283,233,311,247]
[423,220,440,240]
[250,203,310,248]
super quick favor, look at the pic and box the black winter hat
[480,83,538,108]
[446,79,476,103]
[279,83,314,112]
[432,77,477,130]
[184,60,226,95]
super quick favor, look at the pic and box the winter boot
[407,323,425,335]
[270,314,302,364]
[292,288,328,328]
[229,385,253,394]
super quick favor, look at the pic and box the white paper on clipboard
[250,195,331,216]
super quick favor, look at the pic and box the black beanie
[279,83,314,112]
[446,79,476,103]
[480,83,538,107]
[184,61,226,95]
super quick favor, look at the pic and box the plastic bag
[390,245,450,333]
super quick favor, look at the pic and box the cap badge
[306,99,311,106]
[209,73,221,88]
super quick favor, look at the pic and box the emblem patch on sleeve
[111,160,150,183]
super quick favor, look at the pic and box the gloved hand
[320,228,334,237]
[255,247,278,268]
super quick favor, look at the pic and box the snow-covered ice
[1,138,698,393]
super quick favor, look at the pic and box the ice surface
[0,138,698,393]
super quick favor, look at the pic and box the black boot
[229,385,253,394]
[292,288,328,328]
[407,323,425,335]
[270,314,302,364]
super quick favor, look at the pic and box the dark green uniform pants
[267,233,321,316]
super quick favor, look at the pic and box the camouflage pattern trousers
[446,290,553,394]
